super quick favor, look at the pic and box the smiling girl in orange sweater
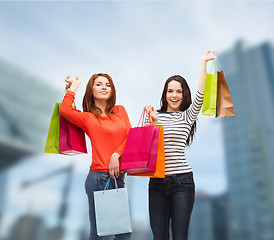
[60,73,131,240]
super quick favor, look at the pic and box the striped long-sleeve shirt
[156,91,204,175]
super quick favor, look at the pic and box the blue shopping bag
[93,178,132,236]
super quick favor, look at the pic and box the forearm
[115,139,127,157]
[66,76,81,93]
[59,91,87,131]
[60,91,75,117]
[198,60,207,93]
[68,83,78,93]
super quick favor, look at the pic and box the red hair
[82,73,116,118]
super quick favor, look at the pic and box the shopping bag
[44,103,61,154]
[128,126,165,178]
[202,58,217,116]
[59,108,88,155]
[94,178,132,236]
[216,70,235,118]
[120,110,158,174]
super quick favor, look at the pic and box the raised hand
[201,50,217,63]
[65,76,81,93]
[198,50,218,93]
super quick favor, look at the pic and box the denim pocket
[117,174,125,188]
[149,178,157,185]
[174,173,194,187]
[149,178,163,189]
[118,172,125,181]
[97,174,109,184]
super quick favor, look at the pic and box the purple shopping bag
[59,109,87,155]
[120,110,159,174]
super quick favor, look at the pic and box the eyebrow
[95,81,110,84]
[168,88,182,91]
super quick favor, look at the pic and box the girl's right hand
[65,76,81,93]
[144,105,158,125]
[201,50,217,63]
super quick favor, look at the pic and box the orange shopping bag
[128,126,165,178]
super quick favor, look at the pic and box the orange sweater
[59,91,132,172]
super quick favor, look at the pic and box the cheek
[92,86,100,96]
[107,87,112,95]
[166,92,172,101]
[178,96,183,105]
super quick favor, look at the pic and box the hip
[85,170,125,195]
[149,171,195,192]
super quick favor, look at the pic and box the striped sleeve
[185,91,204,125]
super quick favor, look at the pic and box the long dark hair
[82,73,116,118]
[159,75,197,146]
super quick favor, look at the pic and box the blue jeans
[149,172,195,240]
[85,170,132,240]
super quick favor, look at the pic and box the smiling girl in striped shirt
[145,51,217,240]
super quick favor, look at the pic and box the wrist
[70,82,79,92]
[152,120,158,125]
[201,59,207,64]
[112,152,121,158]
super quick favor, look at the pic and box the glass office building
[0,58,60,228]
[189,192,228,240]
[0,58,60,169]
[220,41,274,240]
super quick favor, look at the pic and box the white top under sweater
[156,91,204,175]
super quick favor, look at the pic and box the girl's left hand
[109,153,120,179]
[201,50,218,63]
[144,105,158,125]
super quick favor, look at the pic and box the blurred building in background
[0,58,60,169]
[0,58,60,238]
[7,215,47,240]
[220,41,274,240]
[189,192,228,240]
[1,40,274,240]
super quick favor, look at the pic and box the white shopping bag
[93,177,132,236]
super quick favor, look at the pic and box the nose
[172,91,177,97]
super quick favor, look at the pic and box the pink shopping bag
[120,110,159,174]
[59,109,88,155]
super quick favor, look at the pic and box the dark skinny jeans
[149,172,195,240]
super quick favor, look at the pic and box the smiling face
[166,80,183,112]
[92,76,112,101]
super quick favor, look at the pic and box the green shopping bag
[44,103,61,154]
[202,58,217,116]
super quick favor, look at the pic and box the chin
[94,96,110,101]
[170,104,179,109]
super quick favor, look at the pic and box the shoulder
[80,111,95,121]
[115,105,125,110]
[114,105,126,112]
[113,105,127,116]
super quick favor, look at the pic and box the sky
[0,1,274,239]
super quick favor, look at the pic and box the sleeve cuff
[67,90,76,96]
[115,150,122,157]
[197,91,204,96]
